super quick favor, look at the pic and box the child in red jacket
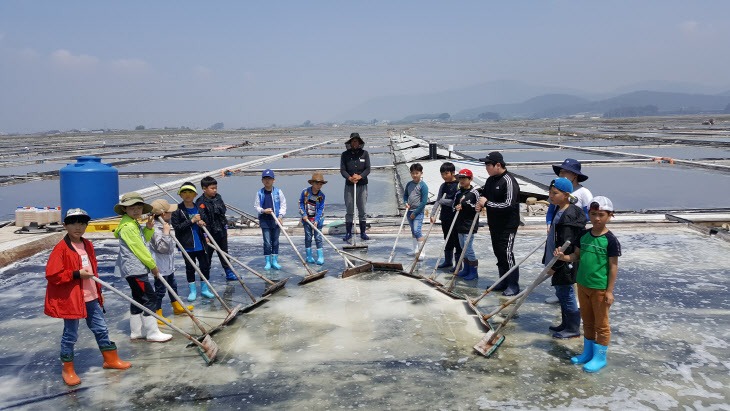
[45,208,131,386]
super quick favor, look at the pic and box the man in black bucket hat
[340,132,371,241]
[476,151,522,296]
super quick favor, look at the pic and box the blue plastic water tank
[60,156,119,220]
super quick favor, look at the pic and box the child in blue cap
[254,169,287,269]
[543,177,587,339]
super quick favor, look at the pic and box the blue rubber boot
[271,255,282,270]
[571,338,595,364]
[316,249,324,265]
[583,343,608,372]
[553,310,581,339]
[187,283,197,302]
[264,255,272,270]
[343,223,353,242]
[200,282,215,299]
[456,259,470,277]
[306,248,315,263]
[359,221,370,240]
[462,260,479,281]
[225,268,237,281]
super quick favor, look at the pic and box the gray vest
[115,224,151,278]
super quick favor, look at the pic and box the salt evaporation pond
[0,226,728,409]
[513,165,730,211]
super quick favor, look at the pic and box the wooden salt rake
[473,241,570,357]
[273,216,328,285]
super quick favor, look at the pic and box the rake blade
[197,334,219,365]
[371,262,403,271]
[262,278,289,297]
[422,277,444,288]
[241,298,268,313]
[433,285,466,300]
[465,296,484,317]
[473,331,505,357]
[342,263,372,278]
[396,270,422,279]
[342,245,368,250]
[298,270,328,285]
[223,304,245,324]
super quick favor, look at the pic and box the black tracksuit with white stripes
[480,170,521,292]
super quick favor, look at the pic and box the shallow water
[512,165,730,211]
[0,226,728,409]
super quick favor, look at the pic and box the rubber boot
[129,313,144,340]
[172,301,193,314]
[502,270,520,296]
[456,259,470,277]
[187,283,197,301]
[549,311,566,332]
[407,239,418,256]
[359,221,370,240]
[264,255,272,270]
[583,343,608,372]
[62,360,81,386]
[200,282,215,299]
[101,348,132,369]
[155,309,170,326]
[306,248,315,263]
[571,338,595,364]
[316,248,324,265]
[225,268,237,281]
[271,255,282,270]
[437,250,453,269]
[462,260,479,281]
[343,223,353,242]
[416,240,425,261]
[552,310,581,339]
[141,314,172,342]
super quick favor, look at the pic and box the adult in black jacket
[476,152,522,296]
[339,132,371,241]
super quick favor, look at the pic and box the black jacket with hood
[542,204,587,286]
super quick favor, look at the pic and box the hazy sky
[1,1,729,132]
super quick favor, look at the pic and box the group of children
[44,154,619,386]
[409,156,621,373]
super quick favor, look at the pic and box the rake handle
[387,210,410,263]
[447,212,480,292]
[429,209,460,280]
[202,228,257,304]
[153,183,232,313]
[299,210,353,268]
[487,241,571,344]
[472,238,548,305]
[274,216,317,277]
[407,194,446,275]
[90,276,206,350]
[216,248,277,285]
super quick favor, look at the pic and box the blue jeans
[407,211,424,238]
[154,273,179,310]
[303,220,323,249]
[261,226,280,255]
[458,233,476,261]
[554,284,579,314]
[61,299,113,361]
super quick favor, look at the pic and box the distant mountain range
[334,80,730,122]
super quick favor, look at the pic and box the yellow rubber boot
[171,301,193,315]
[155,309,170,326]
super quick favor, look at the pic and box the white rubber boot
[141,314,172,343]
[129,314,144,340]
[416,240,425,261]
[407,239,417,256]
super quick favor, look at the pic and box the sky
[1,1,729,133]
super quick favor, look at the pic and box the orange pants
[577,284,611,346]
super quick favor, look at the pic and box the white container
[27,207,38,225]
[15,207,25,227]
[37,207,48,225]
[53,207,62,223]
